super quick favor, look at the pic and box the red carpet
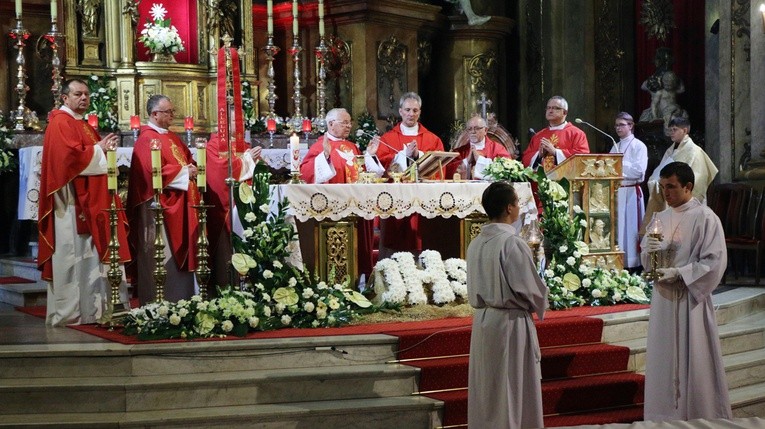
[0,276,35,284]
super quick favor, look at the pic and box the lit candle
[15,0,21,18]
[302,118,312,133]
[289,133,300,173]
[150,139,162,190]
[267,0,274,36]
[195,138,207,190]
[51,0,57,21]
[267,118,277,133]
[292,0,298,37]
[130,115,140,130]
[107,147,117,191]
[184,116,194,131]
[318,0,324,37]
[87,113,98,129]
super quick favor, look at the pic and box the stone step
[725,348,765,390]
[0,363,418,415]
[731,381,765,419]
[0,334,399,379]
[0,257,41,281]
[0,282,46,307]
[0,395,443,429]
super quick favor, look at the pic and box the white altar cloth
[17,146,307,220]
[272,182,536,222]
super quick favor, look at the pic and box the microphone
[527,128,536,139]
[574,118,618,153]
[362,132,419,182]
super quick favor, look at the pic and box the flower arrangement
[85,75,119,132]
[349,111,379,152]
[372,251,468,306]
[0,111,16,174]
[139,3,185,56]
[241,81,261,133]
[482,158,651,309]
[123,164,375,339]
[231,165,373,329]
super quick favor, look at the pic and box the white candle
[150,139,162,190]
[51,0,57,20]
[318,0,324,37]
[290,133,300,172]
[107,149,117,191]
[292,0,298,37]
[267,0,273,36]
[15,0,22,18]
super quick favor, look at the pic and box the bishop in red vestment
[521,96,590,170]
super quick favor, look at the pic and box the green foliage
[349,111,379,151]
[0,111,17,174]
[84,75,119,132]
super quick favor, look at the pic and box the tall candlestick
[195,138,207,190]
[290,133,300,172]
[150,139,162,190]
[51,0,57,20]
[107,148,117,190]
[267,0,274,36]
[318,0,324,37]
[292,0,298,36]
[16,0,22,18]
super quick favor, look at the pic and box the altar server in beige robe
[641,161,731,422]
[466,181,548,429]
[642,116,718,234]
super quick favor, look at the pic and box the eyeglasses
[614,123,629,128]
[546,106,564,111]
[153,109,175,115]
[466,127,486,132]
[331,120,352,126]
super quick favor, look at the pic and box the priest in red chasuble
[300,107,385,277]
[445,115,511,180]
[521,95,590,170]
[374,92,446,258]
[205,133,261,290]
[38,78,130,326]
[127,95,199,304]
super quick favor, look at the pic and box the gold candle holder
[151,193,167,302]
[193,196,212,301]
[642,213,665,282]
[10,18,30,131]
[103,191,129,328]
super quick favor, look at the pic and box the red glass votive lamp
[302,118,312,133]
[130,115,140,130]
[184,116,194,131]
[267,118,277,133]
[87,114,98,129]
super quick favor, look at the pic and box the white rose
[613,292,622,301]
[559,245,568,253]
[281,315,292,325]
[289,277,298,287]
[263,270,274,279]
[302,288,314,299]
[259,203,270,213]
[221,320,234,332]
[248,317,260,328]
[169,314,181,325]
[273,261,283,269]
[591,289,603,298]
[566,256,576,266]
[303,302,315,312]
[582,278,592,288]
[242,228,254,238]
[244,212,257,222]
[178,308,189,317]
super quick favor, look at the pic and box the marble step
[0,363,418,415]
[725,348,765,390]
[0,334,399,379]
[0,282,46,307]
[731,381,765,419]
[0,257,41,281]
[0,395,443,429]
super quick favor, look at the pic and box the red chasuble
[376,123,445,252]
[37,110,130,281]
[299,136,362,184]
[126,125,199,279]
[444,136,511,179]
[521,122,590,170]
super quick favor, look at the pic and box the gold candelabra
[151,193,167,302]
[642,214,664,282]
[10,18,30,131]
[193,196,212,300]
[288,35,303,130]
[104,191,129,328]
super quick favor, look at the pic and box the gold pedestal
[316,219,358,286]
[151,194,167,302]
[102,192,129,329]
[193,196,213,300]
[460,213,487,259]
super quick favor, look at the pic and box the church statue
[639,47,689,131]
[589,218,610,250]
[78,0,102,37]
[447,0,491,26]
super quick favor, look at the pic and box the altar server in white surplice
[466,181,548,429]
[640,161,731,422]
[610,112,648,269]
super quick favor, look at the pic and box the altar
[273,181,536,284]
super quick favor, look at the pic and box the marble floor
[0,301,109,346]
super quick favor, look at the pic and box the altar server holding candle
[38,78,130,327]
[127,94,199,305]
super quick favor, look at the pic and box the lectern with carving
[546,154,624,270]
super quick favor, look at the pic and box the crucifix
[476,92,492,120]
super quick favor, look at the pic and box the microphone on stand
[574,118,618,153]
[527,128,536,140]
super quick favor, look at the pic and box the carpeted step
[544,404,644,427]
[536,316,604,348]
[408,356,469,392]
[541,343,631,379]
[422,389,467,427]
[542,373,644,415]
[395,326,472,361]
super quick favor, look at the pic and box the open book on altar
[405,151,459,180]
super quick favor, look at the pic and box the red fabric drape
[635,0,705,127]
[136,1,198,64]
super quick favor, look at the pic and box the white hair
[326,108,349,123]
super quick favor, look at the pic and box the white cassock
[466,223,548,429]
[640,198,731,422]
[610,135,647,268]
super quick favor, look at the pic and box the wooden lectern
[547,154,624,270]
